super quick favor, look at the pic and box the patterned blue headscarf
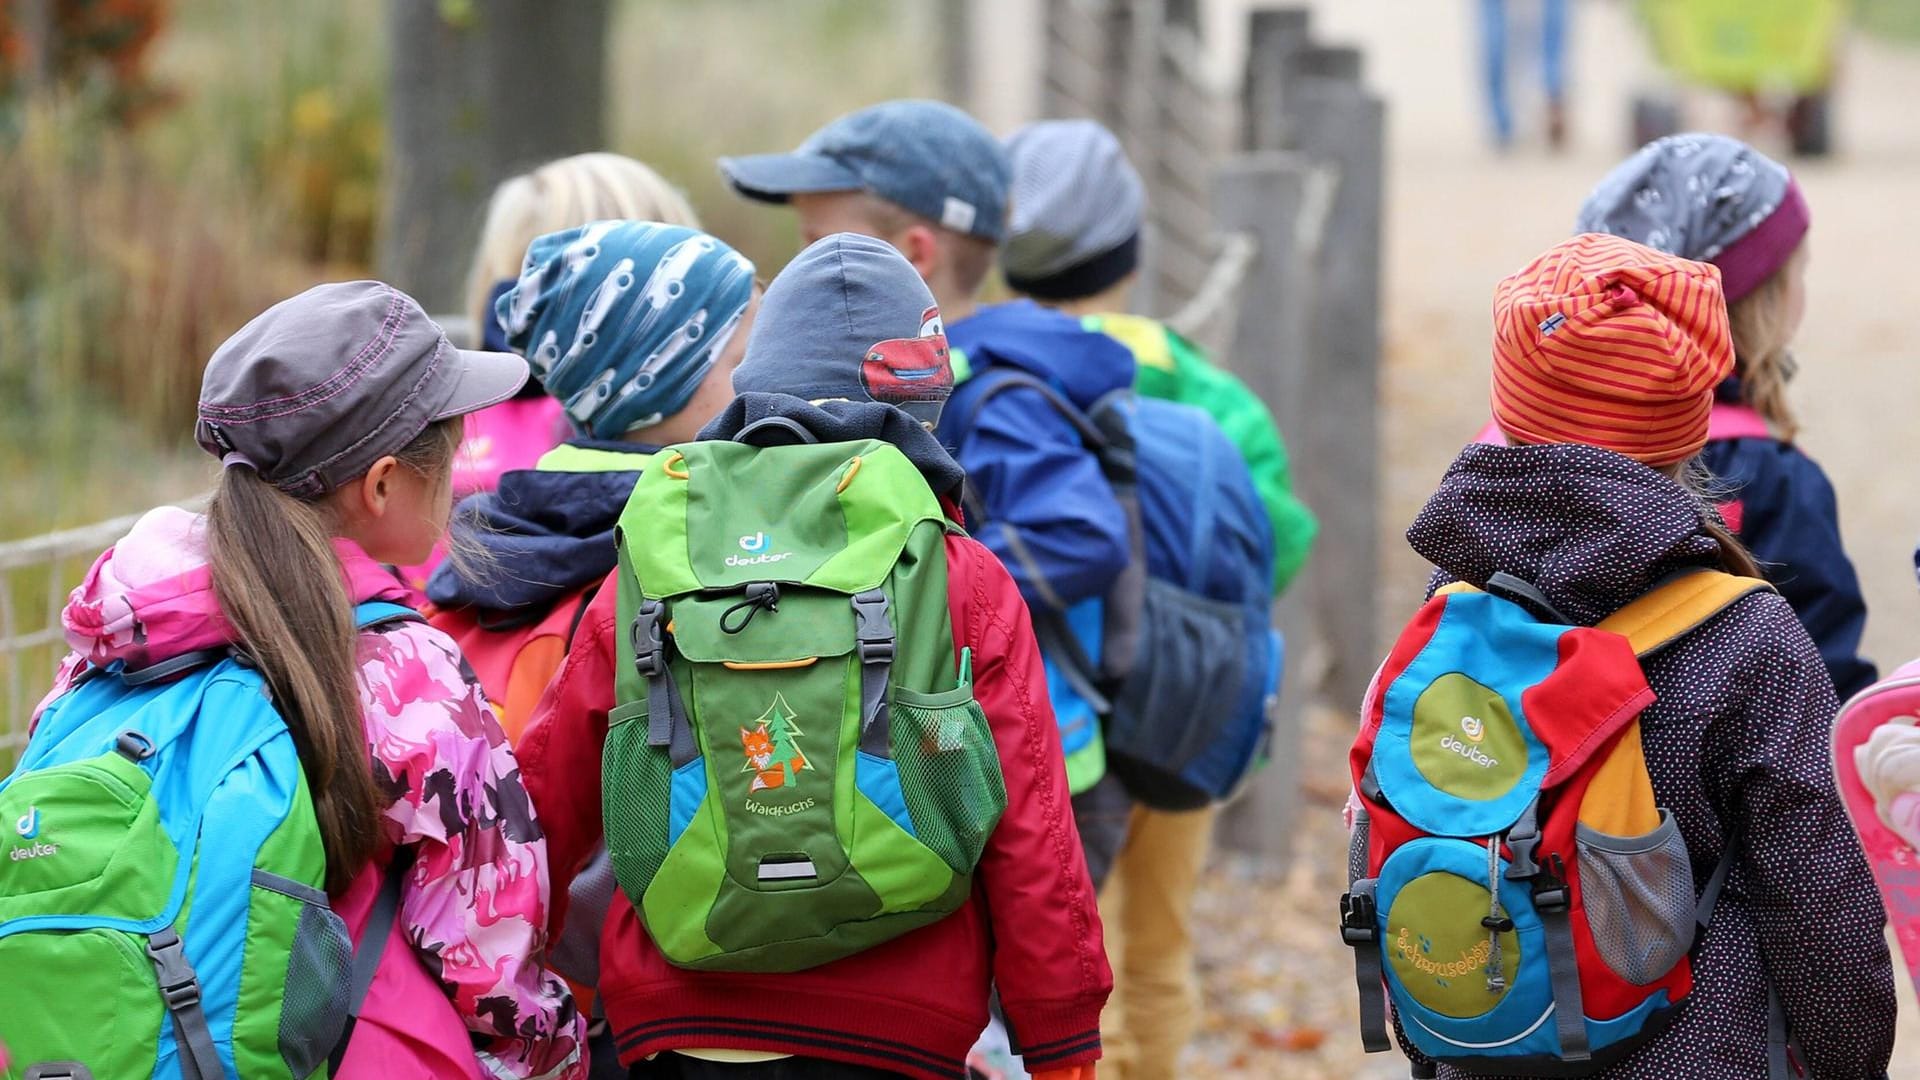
[497,221,756,438]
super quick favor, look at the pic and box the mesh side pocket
[603,703,676,901]
[891,691,1007,873]
[256,874,351,1077]
[1576,809,1695,986]
[1348,807,1370,887]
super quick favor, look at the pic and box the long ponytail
[207,467,379,893]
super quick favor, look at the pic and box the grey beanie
[731,233,954,426]
[1001,119,1145,300]
[1575,133,1809,304]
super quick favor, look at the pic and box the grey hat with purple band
[196,281,528,499]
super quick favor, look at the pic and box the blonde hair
[1727,243,1807,442]
[464,152,700,337]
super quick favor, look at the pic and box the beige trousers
[1097,804,1216,1079]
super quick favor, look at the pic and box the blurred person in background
[1480,0,1572,149]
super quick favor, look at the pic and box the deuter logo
[1439,733,1499,769]
[10,807,56,861]
[726,532,793,568]
[1459,716,1486,743]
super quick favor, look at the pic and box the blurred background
[4,0,1920,1074]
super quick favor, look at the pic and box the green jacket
[1085,313,1318,593]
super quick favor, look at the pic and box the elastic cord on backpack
[1483,836,1512,992]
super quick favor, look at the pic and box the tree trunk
[378,0,610,317]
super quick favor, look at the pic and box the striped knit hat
[1491,234,1734,466]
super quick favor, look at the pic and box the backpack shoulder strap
[1597,570,1773,658]
[329,848,415,1074]
[959,368,1109,452]
[354,600,425,633]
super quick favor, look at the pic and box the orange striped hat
[1491,233,1735,466]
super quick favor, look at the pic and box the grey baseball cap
[196,281,528,499]
[731,233,954,426]
[1001,119,1145,299]
[719,99,1012,244]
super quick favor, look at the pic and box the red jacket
[518,533,1111,1079]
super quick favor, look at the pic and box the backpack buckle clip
[145,927,201,1011]
[1532,853,1570,911]
[1339,891,1378,945]
[852,590,895,665]
[631,600,666,678]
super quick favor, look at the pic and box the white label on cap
[941,197,978,234]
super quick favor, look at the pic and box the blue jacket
[1698,414,1875,700]
[939,301,1135,611]
[426,439,657,615]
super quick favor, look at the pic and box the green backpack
[603,434,1007,972]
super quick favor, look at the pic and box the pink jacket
[40,507,586,1080]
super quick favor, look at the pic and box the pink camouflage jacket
[37,506,585,1080]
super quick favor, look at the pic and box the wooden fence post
[1286,62,1387,722]
[1242,7,1312,152]
[1212,152,1329,859]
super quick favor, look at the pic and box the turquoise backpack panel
[1372,593,1558,838]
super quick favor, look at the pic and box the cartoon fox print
[741,725,806,793]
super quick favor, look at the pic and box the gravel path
[1188,2,1920,1073]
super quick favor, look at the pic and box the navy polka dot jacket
[1398,442,1895,1080]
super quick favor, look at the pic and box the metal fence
[0,511,160,754]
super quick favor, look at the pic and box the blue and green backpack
[0,604,415,1080]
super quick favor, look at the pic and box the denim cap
[196,281,528,499]
[719,99,1011,243]
[730,232,953,426]
[497,221,756,439]
[1576,133,1809,304]
[1001,119,1145,299]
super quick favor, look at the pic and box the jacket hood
[1407,442,1725,626]
[427,440,655,614]
[948,300,1136,409]
[698,392,966,501]
[61,505,411,670]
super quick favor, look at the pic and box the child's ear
[356,456,402,518]
[898,224,942,281]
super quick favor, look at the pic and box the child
[1574,133,1874,698]
[1385,235,1891,1078]
[454,153,702,497]
[720,100,1137,876]
[32,283,586,1078]
[517,234,1110,1080]
[428,221,759,739]
[998,117,1316,1080]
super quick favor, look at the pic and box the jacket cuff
[1001,997,1105,1068]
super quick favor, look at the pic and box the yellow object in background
[1639,0,1848,94]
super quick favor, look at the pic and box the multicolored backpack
[0,603,416,1080]
[603,429,1006,972]
[1343,571,1767,1073]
